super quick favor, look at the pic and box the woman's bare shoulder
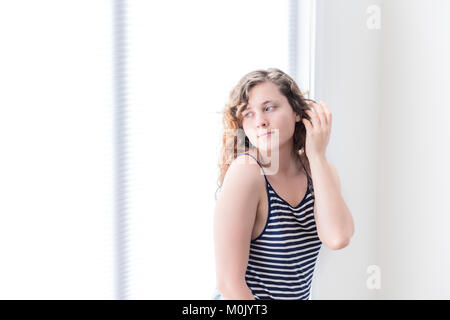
[216,153,263,220]
[220,151,265,199]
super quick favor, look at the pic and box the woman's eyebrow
[246,99,277,110]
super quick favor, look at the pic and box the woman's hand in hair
[302,101,332,161]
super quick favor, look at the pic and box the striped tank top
[237,152,322,300]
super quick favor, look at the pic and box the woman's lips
[258,132,272,138]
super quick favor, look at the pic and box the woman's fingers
[307,101,332,130]
[302,117,312,133]
[320,101,332,128]
[305,101,320,129]
[313,101,328,127]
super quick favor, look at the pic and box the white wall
[312,0,450,299]
[377,0,450,299]
[311,0,381,300]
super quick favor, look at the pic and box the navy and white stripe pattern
[237,153,322,300]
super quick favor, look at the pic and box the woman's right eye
[244,112,252,118]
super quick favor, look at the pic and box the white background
[1,0,449,299]
[0,0,115,299]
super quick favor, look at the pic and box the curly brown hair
[215,68,316,200]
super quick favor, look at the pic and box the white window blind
[0,0,115,299]
[125,0,290,299]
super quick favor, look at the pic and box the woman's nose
[255,112,269,128]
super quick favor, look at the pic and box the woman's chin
[255,144,279,155]
[250,138,280,154]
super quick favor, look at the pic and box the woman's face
[242,81,300,152]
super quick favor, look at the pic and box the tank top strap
[236,153,268,179]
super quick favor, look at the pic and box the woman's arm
[213,155,262,300]
[302,101,355,250]
[309,156,355,250]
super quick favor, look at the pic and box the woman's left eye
[266,106,275,111]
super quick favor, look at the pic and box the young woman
[213,68,355,300]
